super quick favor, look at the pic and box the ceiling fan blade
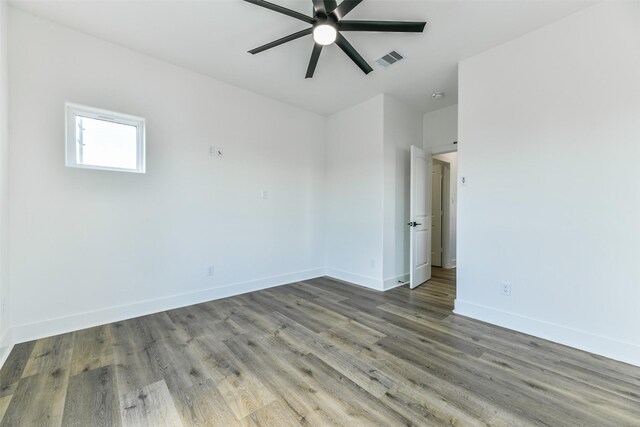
[312,0,326,14]
[312,0,336,16]
[335,33,373,75]
[324,0,338,14]
[331,0,363,20]
[339,20,426,32]
[305,43,323,78]
[248,28,313,54]
[243,0,314,24]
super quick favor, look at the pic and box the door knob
[407,221,422,227]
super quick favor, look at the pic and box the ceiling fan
[243,0,426,78]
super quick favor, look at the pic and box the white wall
[424,104,458,152]
[325,95,384,289]
[8,9,326,343]
[0,0,10,365]
[325,94,422,291]
[433,152,457,268]
[457,1,640,366]
[383,95,423,289]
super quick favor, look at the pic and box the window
[65,103,145,173]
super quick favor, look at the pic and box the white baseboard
[454,299,640,367]
[324,268,383,291]
[323,269,409,291]
[383,273,409,290]
[10,268,325,347]
[0,328,12,369]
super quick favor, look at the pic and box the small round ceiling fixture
[313,23,338,46]
[432,92,444,100]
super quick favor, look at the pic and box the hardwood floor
[1,267,639,426]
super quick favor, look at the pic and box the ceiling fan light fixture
[313,24,337,45]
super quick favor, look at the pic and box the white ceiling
[10,0,595,115]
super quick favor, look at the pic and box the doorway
[432,151,457,270]
[431,159,446,267]
[408,147,457,289]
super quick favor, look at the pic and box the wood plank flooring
[1,267,639,426]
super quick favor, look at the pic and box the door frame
[429,144,458,270]
[441,161,452,268]
[432,158,449,268]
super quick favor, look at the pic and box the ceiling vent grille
[376,51,405,68]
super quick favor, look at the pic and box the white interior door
[409,145,432,289]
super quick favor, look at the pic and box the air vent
[376,50,405,68]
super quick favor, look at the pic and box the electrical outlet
[207,265,215,277]
[370,259,376,268]
[261,190,268,200]
[500,282,512,296]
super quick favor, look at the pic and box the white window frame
[65,103,146,173]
